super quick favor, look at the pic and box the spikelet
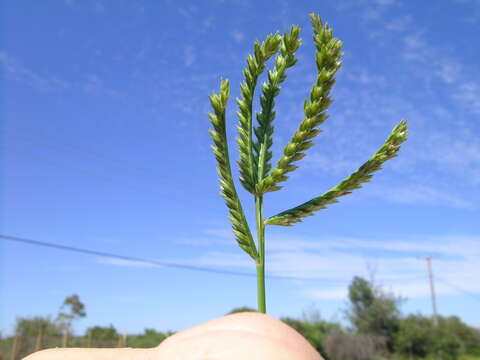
[256,13,344,194]
[208,79,258,259]
[254,25,302,185]
[265,121,408,226]
[236,33,282,193]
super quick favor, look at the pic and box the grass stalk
[208,13,408,313]
[255,195,266,313]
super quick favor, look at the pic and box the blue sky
[1,0,479,336]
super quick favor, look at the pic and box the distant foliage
[4,292,480,360]
[346,276,402,352]
[394,314,433,358]
[15,316,62,338]
[226,306,257,314]
[395,314,480,360]
[324,333,388,360]
[126,328,174,348]
[87,325,119,341]
[281,316,339,360]
[57,294,86,331]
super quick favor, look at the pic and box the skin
[23,312,324,360]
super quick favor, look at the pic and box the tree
[15,316,61,337]
[394,314,476,360]
[281,317,330,359]
[281,312,343,360]
[12,317,62,358]
[127,329,173,348]
[226,306,256,314]
[57,294,86,332]
[346,276,401,352]
[394,314,433,358]
[86,325,120,347]
[440,316,480,355]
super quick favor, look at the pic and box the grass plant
[208,13,408,314]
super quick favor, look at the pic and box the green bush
[394,315,480,360]
[127,328,173,348]
[281,316,342,360]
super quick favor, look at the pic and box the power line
[0,234,343,283]
[0,234,254,277]
[4,234,480,301]
[436,277,480,303]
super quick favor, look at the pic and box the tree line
[2,277,479,360]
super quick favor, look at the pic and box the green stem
[255,195,266,313]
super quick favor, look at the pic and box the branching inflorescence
[208,13,408,313]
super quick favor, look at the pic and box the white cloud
[307,280,459,301]
[178,232,480,300]
[414,130,480,185]
[367,184,474,209]
[0,52,124,98]
[399,30,480,115]
[83,73,124,98]
[201,16,215,32]
[0,52,70,92]
[455,81,480,113]
[307,287,348,300]
[403,33,431,62]
[184,45,196,67]
[384,15,413,32]
[231,29,245,43]
[97,257,162,268]
[346,70,386,85]
[436,60,462,84]
[302,152,360,176]
[375,0,396,5]
[196,251,252,267]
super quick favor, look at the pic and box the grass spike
[208,14,408,314]
[265,120,408,226]
[208,79,258,259]
[236,32,282,193]
[256,13,343,194]
[254,26,302,184]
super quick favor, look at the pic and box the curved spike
[266,121,408,226]
[208,79,258,259]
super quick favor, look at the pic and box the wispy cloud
[184,45,196,67]
[436,60,462,84]
[403,32,432,62]
[1,51,125,99]
[231,29,245,43]
[346,69,386,85]
[374,0,396,5]
[399,30,480,115]
[0,52,71,92]
[83,74,124,98]
[366,184,475,209]
[176,232,480,300]
[455,82,480,113]
[97,257,162,268]
[384,15,413,32]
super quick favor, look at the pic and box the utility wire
[435,277,480,303]
[3,234,479,300]
[0,234,343,283]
